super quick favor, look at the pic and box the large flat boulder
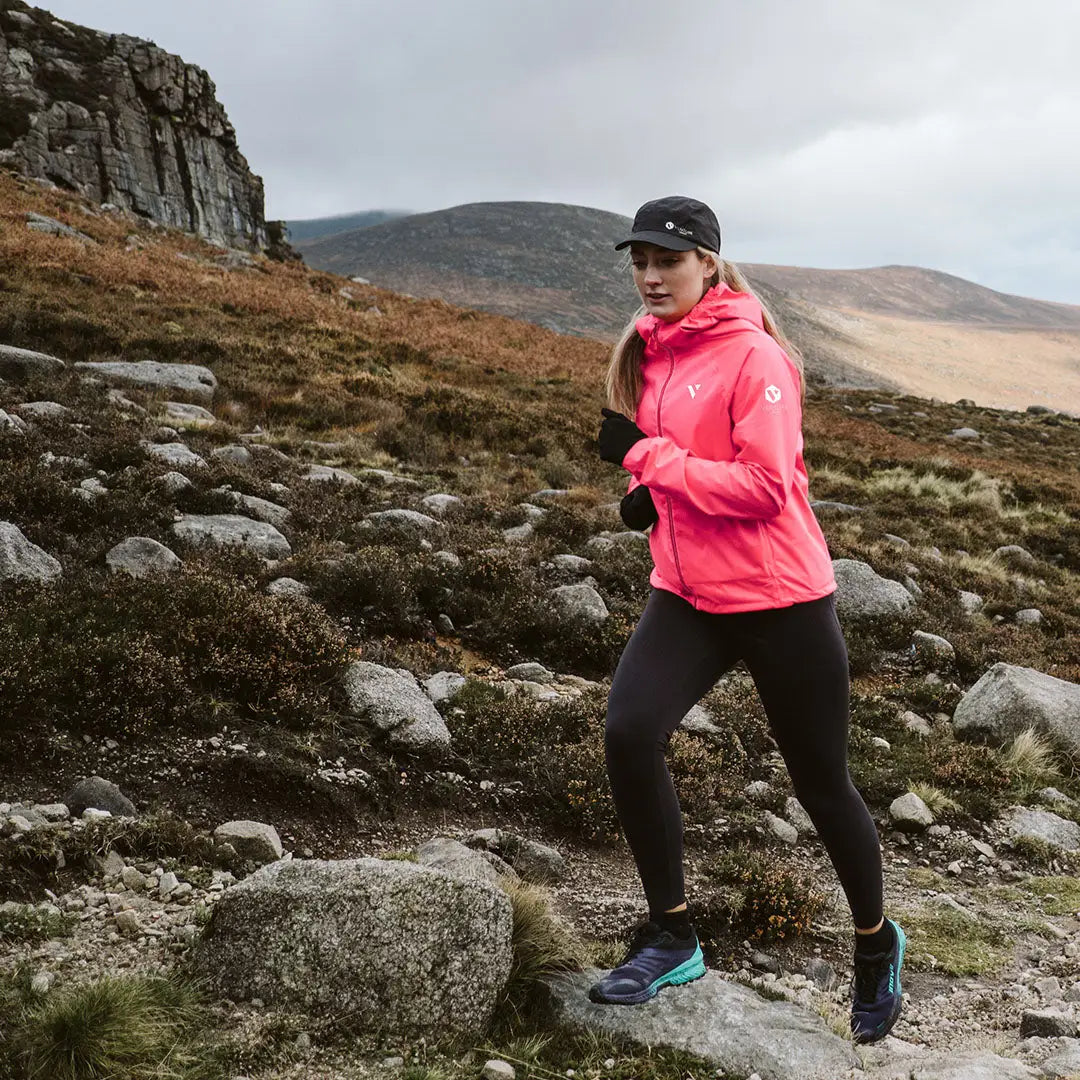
[0,344,66,382]
[74,361,217,404]
[192,857,512,1039]
[544,970,859,1080]
[952,663,1080,752]
[171,514,291,559]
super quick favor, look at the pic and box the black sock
[854,918,894,956]
[651,906,692,938]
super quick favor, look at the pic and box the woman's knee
[604,703,667,758]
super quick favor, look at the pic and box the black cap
[615,195,722,252]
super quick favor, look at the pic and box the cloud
[37,0,1080,302]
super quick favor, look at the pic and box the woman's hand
[598,407,647,465]
[620,485,659,531]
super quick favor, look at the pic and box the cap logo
[665,221,675,229]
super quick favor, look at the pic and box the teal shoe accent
[647,944,706,994]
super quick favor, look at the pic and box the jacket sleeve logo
[764,385,782,403]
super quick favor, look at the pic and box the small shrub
[695,846,824,946]
[0,565,353,738]
[0,905,76,943]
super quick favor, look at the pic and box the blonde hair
[604,248,805,419]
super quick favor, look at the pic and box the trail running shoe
[588,920,706,1005]
[851,918,907,1044]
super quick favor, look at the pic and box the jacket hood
[635,283,765,343]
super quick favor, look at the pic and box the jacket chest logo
[764,385,782,403]
[687,383,702,399]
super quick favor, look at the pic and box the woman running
[590,195,905,1045]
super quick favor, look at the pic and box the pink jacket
[620,283,836,613]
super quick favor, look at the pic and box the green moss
[903,908,1011,976]
[1024,875,1080,915]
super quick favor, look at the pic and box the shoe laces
[618,920,674,965]
[852,948,890,1004]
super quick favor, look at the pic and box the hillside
[3,167,1080,1079]
[298,202,1080,412]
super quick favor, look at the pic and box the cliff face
[0,0,267,250]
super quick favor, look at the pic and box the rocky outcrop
[0,0,267,250]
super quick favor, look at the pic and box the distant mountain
[285,210,412,245]
[297,200,641,339]
[297,201,1080,410]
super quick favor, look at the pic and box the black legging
[605,586,882,928]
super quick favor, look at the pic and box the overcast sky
[40,1,1080,304]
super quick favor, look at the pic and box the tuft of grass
[8,972,225,1080]
[864,466,1007,515]
[492,878,586,1035]
[1002,727,1060,784]
[907,782,962,816]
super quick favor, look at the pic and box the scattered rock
[911,630,955,672]
[0,343,66,382]
[550,583,608,624]
[343,661,452,753]
[544,969,859,1080]
[832,559,915,625]
[765,812,798,844]
[421,494,464,517]
[163,401,216,426]
[105,537,181,578]
[423,671,467,704]
[1019,1009,1078,1038]
[466,829,567,884]
[993,544,1038,571]
[1001,806,1080,853]
[300,464,358,485]
[0,521,62,584]
[142,441,208,469]
[414,837,515,885]
[890,792,934,831]
[63,776,136,818]
[213,821,283,865]
[266,577,310,598]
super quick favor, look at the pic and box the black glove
[620,485,659,531]
[598,407,647,465]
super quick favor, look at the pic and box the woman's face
[629,243,714,322]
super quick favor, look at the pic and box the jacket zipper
[656,342,691,595]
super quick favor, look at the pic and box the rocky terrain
[1,168,1080,1079]
[0,0,269,251]
[297,201,1080,413]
